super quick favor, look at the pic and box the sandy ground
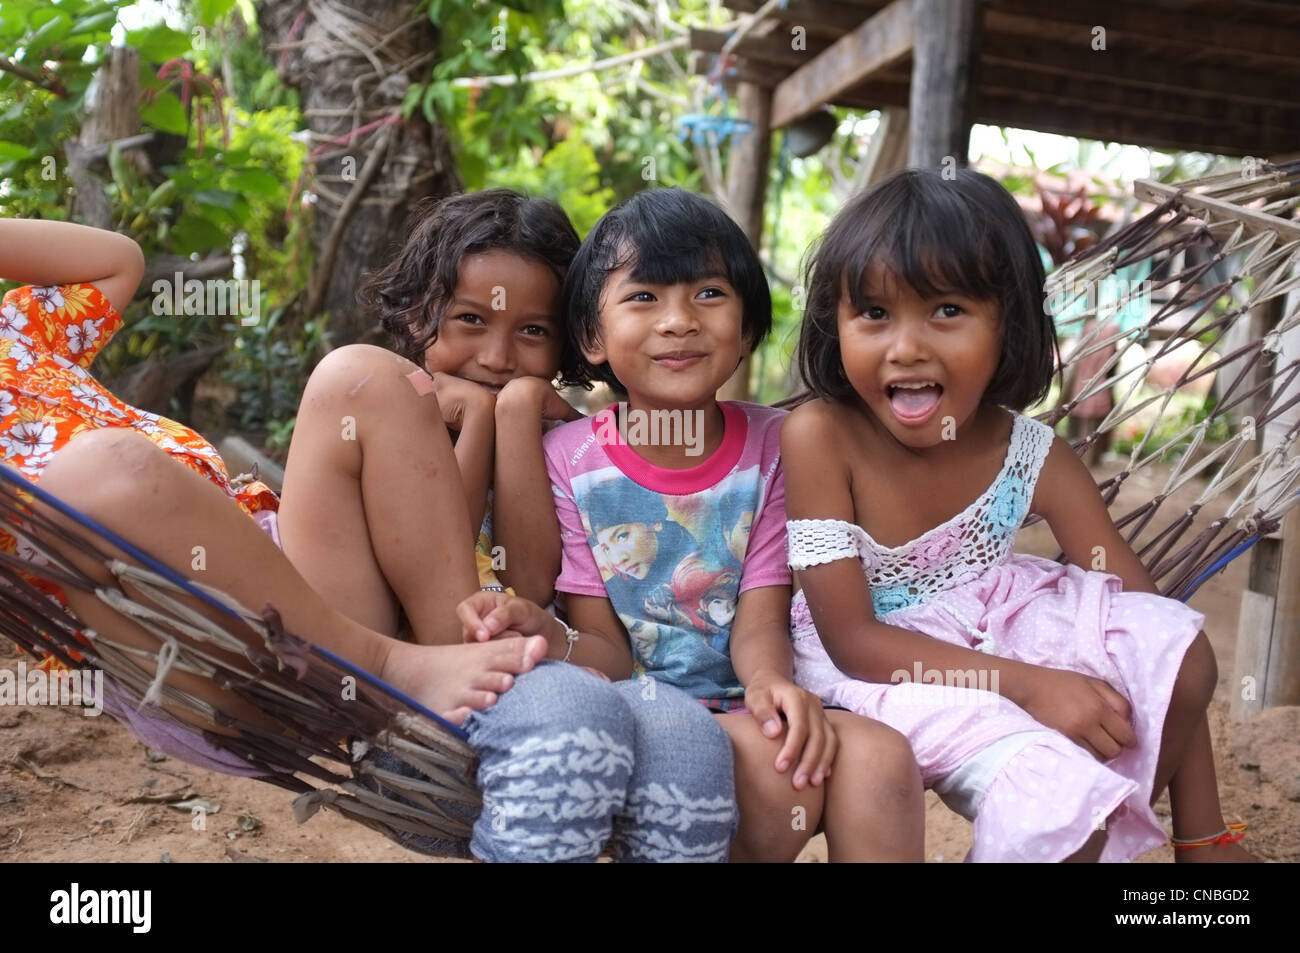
[1,459,1297,863]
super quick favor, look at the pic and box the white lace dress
[788,413,1204,862]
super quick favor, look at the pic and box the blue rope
[0,465,468,740]
[1177,490,1300,599]
[678,113,753,144]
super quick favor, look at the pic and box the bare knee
[40,429,168,507]
[721,715,822,862]
[303,343,420,407]
[829,713,922,802]
[1174,632,1218,713]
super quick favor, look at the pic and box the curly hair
[358,189,584,385]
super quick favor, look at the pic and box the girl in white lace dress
[782,168,1252,863]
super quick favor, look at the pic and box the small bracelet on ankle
[1170,820,1247,849]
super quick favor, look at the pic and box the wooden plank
[867,106,910,187]
[1132,180,1300,241]
[968,93,1300,158]
[975,63,1300,132]
[690,52,789,88]
[723,83,773,246]
[819,83,1300,156]
[690,27,829,69]
[728,0,877,36]
[718,83,773,404]
[988,0,1300,63]
[907,0,980,167]
[981,22,1300,110]
[1232,589,1274,720]
[1261,285,1300,706]
[770,0,915,127]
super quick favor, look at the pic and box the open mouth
[886,381,944,422]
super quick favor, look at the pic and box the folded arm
[0,219,144,315]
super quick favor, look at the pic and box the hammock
[0,161,1296,858]
[1040,159,1300,600]
[0,468,479,854]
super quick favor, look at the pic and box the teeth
[891,382,936,390]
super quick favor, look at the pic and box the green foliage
[491,134,613,236]
[1111,392,1232,462]
[222,306,325,439]
[0,0,135,218]
[409,0,565,189]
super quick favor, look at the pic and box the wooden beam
[989,0,1300,65]
[727,0,880,36]
[822,83,1300,155]
[719,83,773,404]
[980,31,1300,111]
[690,27,829,70]
[975,63,1300,135]
[968,93,1300,157]
[770,0,914,127]
[724,84,774,245]
[867,107,910,186]
[908,0,980,167]
[1133,179,1300,241]
[982,32,1300,111]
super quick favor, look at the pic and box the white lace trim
[787,414,1055,612]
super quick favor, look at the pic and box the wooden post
[1232,286,1300,715]
[907,0,980,169]
[867,107,910,187]
[720,82,774,403]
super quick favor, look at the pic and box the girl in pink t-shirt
[460,187,925,861]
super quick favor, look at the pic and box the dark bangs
[798,168,1057,410]
[564,188,771,391]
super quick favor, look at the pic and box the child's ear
[582,339,608,367]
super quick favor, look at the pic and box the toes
[441,705,472,726]
[488,635,546,674]
[521,635,548,664]
[474,671,515,694]
[461,689,498,711]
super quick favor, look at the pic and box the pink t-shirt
[543,400,790,708]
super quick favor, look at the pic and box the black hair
[561,187,772,391]
[718,487,752,534]
[585,478,667,535]
[796,168,1058,410]
[358,188,584,385]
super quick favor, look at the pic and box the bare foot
[1174,840,1258,863]
[379,636,549,724]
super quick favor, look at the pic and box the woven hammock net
[0,471,480,854]
[0,161,1296,855]
[1038,158,1300,600]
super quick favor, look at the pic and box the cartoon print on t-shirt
[573,466,759,668]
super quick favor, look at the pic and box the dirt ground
[1,459,1296,863]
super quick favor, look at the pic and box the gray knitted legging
[369,660,739,862]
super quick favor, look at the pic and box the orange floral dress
[0,282,278,670]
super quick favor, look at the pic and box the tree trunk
[69,46,142,229]
[259,0,461,344]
